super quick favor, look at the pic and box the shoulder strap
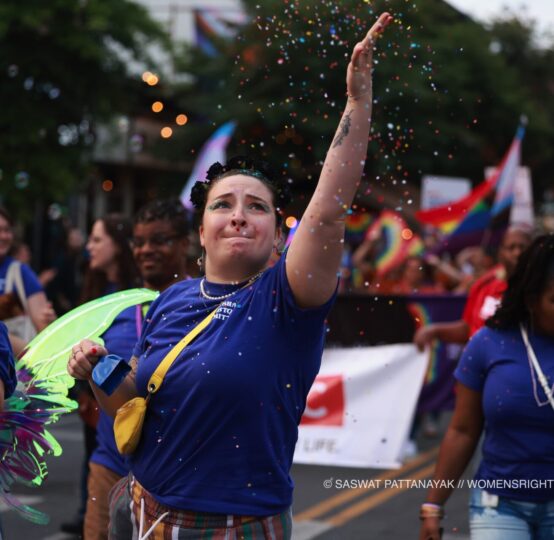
[147,307,218,394]
[520,324,554,412]
[4,262,16,293]
[5,261,27,310]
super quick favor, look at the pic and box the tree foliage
[171,0,553,212]
[0,0,169,219]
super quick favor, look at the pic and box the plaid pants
[108,475,292,540]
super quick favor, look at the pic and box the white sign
[421,175,471,210]
[294,345,428,469]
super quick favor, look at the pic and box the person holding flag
[414,226,532,349]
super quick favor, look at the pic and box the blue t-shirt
[90,305,142,476]
[130,255,335,515]
[455,326,554,502]
[0,322,17,398]
[0,256,43,299]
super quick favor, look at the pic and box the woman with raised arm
[67,12,393,540]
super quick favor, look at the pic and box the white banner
[421,175,471,210]
[294,345,427,469]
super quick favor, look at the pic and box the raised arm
[286,13,393,308]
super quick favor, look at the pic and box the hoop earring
[197,247,205,268]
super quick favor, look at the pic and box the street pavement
[0,413,471,539]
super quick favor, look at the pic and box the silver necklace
[199,271,264,301]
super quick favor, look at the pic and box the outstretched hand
[347,12,393,100]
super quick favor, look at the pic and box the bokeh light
[285,216,298,229]
[401,228,413,241]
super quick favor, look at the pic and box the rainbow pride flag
[415,176,495,235]
[345,212,373,234]
[344,212,373,243]
[367,210,423,276]
[416,123,525,250]
[407,302,440,384]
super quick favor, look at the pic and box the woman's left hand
[346,12,393,100]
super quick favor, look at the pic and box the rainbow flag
[416,123,526,250]
[415,176,495,235]
[345,212,373,234]
[407,302,440,384]
[344,212,373,243]
[367,210,423,276]
[180,121,236,210]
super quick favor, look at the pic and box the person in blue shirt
[0,207,56,355]
[68,13,393,540]
[61,214,141,536]
[419,233,554,540]
[84,199,191,540]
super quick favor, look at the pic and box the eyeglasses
[130,234,179,249]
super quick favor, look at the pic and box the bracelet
[346,89,372,101]
[419,503,444,520]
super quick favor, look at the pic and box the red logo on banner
[301,375,345,426]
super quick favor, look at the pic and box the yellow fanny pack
[114,307,218,455]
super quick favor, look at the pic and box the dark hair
[0,207,14,227]
[190,155,291,227]
[81,214,140,302]
[487,234,554,330]
[134,198,189,237]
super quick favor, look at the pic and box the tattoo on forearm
[332,110,353,148]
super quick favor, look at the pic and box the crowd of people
[0,9,553,540]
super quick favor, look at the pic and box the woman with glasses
[84,201,191,540]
